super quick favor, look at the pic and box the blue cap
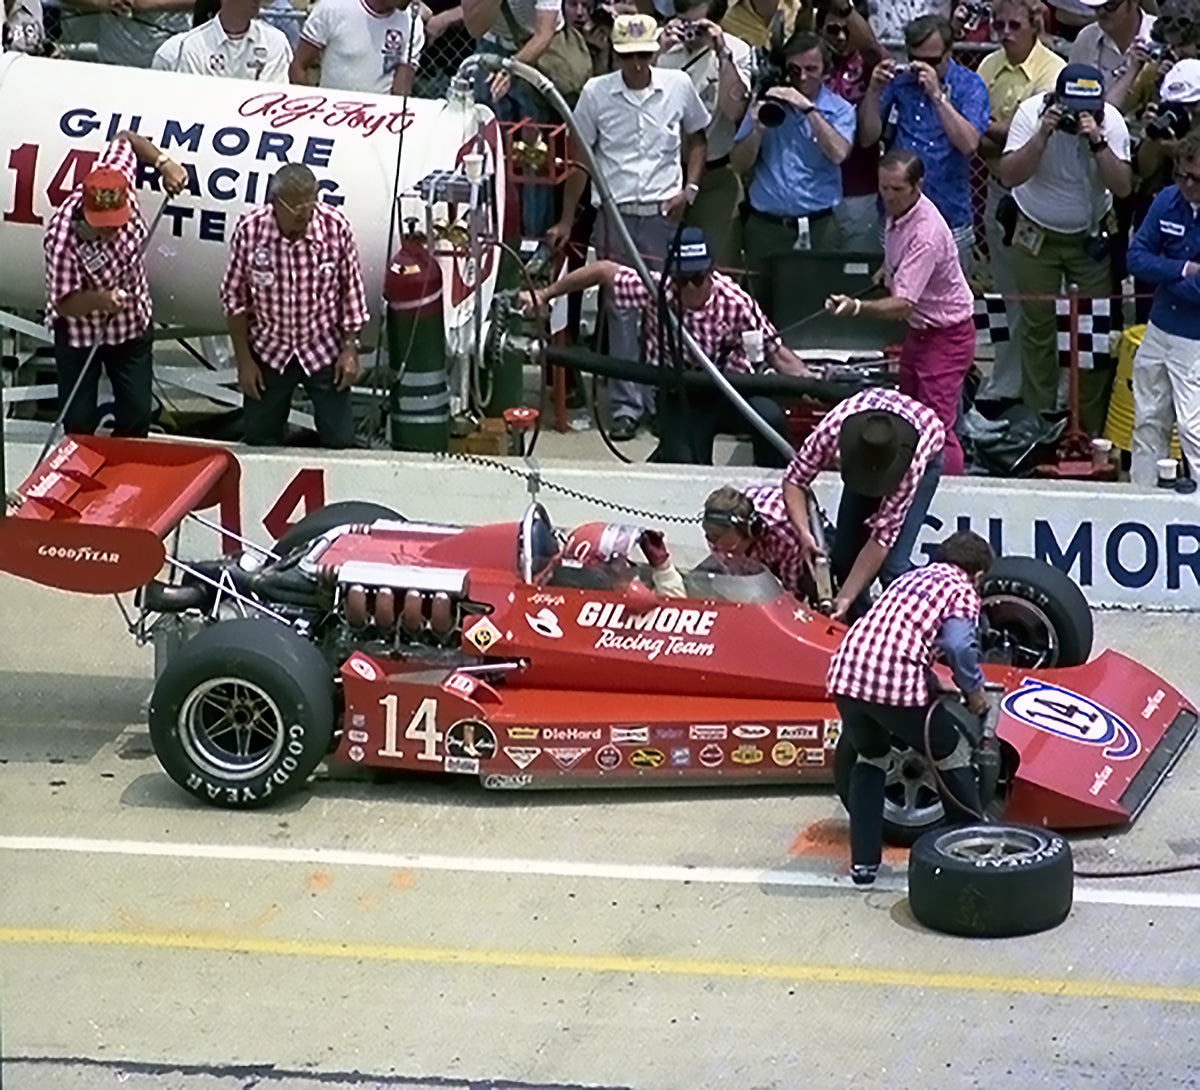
[672,226,714,276]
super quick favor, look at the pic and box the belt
[749,205,834,229]
[615,200,666,216]
[707,154,732,170]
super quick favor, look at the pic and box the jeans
[242,357,355,448]
[53,320,153,437]
[830,451,943,621]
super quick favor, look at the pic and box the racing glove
[639,529,671,569]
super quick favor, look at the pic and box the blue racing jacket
[1127,185,1200,341]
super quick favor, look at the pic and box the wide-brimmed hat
[81,166,131,228]
[838,409,919,497]
[612,13,661,53]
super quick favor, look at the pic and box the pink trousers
[897,317,976,476]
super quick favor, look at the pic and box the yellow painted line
[2,926,1198,1004]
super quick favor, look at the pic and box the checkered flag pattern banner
[974,294,1121,370]
[1055,295,1120,371]
[973,294,1010,344]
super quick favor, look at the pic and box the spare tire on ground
[907,823,1073,937]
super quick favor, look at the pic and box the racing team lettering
[576,601,717,662]
[1001,680,1141,760]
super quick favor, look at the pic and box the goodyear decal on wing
[1002,680,1141,760]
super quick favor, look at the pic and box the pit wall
[5,440,1197,610]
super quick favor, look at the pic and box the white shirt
[485,0,562,50]
[300,0,424,94]
[4,0,44,53]
[656,35,752,162]
[151,29,188,69]
[1005,94,1132,234]
[573,68,711,206]
[1068,11,1156,90]
[173,14,292,80]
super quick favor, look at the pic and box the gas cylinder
[385,231,449,452]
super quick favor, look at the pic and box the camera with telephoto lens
[754,51,790,127]
[1147,100,1194,140]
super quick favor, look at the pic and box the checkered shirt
[220,203,369,375]
[783,388,945,551]
[610,267,779,374]
[741,484,810,598]
[827,562,981,706]
[43,139,151,348]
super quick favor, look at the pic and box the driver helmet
[562,522,640,568]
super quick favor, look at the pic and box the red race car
[2,435,1195,845]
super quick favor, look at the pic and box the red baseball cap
[81,166,131,228]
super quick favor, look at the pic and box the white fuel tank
[0,54,504,333]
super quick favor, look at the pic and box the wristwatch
[684,182,700,204]
[153,152,170,170]
[1089,137,1108,153]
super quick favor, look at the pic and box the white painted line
[2,835,1198,908]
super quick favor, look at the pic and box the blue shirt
[1127,185,1200,342]
[879,61,989,230]
[748,85,857,218]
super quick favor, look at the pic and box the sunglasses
[674,272,709,287]
[1175,168,1200,185]
[823,22,850,35]
[993,18,1029,30]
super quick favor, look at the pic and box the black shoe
[849,864,879,886]
[610,416,639,442]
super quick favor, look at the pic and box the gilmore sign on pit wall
[132,448,1200,612]
[5,442,1195,610]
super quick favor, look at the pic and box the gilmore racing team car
[2,435,1196,849]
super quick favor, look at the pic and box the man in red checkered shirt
[828,529,994,885]
[221,163,369,447]
[782,386,945,623]
[43,132,187,437]
[523,227,808,467]
[700,483,817,601]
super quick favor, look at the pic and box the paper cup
[1157,457,1178,487]
[1092,437,1113,469]
[741,329,765,364]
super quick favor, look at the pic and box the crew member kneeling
[828,530,994,886]
[523,226,809,468]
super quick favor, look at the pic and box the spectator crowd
[7,0,1200,478]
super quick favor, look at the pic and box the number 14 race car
[2,435,1196,847]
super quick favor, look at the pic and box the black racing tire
[274,500,403,556]
[148,618,336,809]
[907,823,1074,937]
[834,733,947,847]
[979,556,1093,668]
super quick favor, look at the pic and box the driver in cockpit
[555,523,685,598]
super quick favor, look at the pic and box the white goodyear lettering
[576,602,717,661]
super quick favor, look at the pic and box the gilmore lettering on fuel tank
[55,98,355,243]
[919,512,1200,591]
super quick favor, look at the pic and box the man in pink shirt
[825,148,976,475]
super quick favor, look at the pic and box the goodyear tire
[907,823,1073,937]
[274,501,403,557]
[149,618,335,809]
[979,556,1093,668]
[834,733,947,847]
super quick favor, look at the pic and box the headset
[700,504,767,539]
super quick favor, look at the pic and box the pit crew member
[828,529,994,886]
[781,386,946,623]
[220,163,369,449]
[42,132,188,437]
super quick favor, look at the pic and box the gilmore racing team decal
[525,601,719,661]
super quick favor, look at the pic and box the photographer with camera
[658,0,755,269]
[974,0,1066,401]
[734,31,856,310]
[999,63,1132,432]
[857,14,990,270]
[1125,127,1200,485]
[1069,0,1158,111]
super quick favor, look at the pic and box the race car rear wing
[0,436,240,594]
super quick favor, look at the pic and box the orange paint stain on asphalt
[306,871,333,893]
[390,870,415,891]
[788,819,908,864]
[357,892,381,911]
